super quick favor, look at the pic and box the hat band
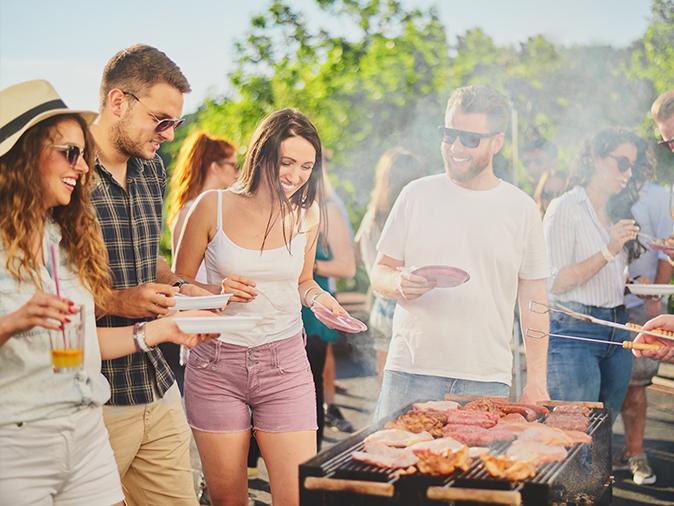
[0,98,68,145]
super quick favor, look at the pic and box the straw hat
[0,79,97,158]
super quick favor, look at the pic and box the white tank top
[204,190,306,346]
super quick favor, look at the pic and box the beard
[444,149,491,183]
[111,115,152,160]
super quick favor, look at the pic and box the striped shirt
[91,155,174,406]
[543,185,627,308]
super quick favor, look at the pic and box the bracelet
[302,286,321,306]
[133,322,155,353]
[310,290,326,307]
[600,245,616,263]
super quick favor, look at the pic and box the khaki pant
[103,384,198,506]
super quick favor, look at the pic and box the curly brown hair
[0,114,112,308]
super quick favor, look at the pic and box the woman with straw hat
[0,79,215,505]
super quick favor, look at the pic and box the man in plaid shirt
[90,45,211,506]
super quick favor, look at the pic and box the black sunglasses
[123,91,185,133]
[658,138,674,151]
[607,154,633,173]
[51,144,85,167]
[438,127,498,149]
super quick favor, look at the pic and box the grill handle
[427,487,522,505]
[303,477,395,497]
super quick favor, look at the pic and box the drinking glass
[50,304,84,372]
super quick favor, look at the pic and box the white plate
[173,294,231,311]
[626,284,674,296]
[173,316,261,334]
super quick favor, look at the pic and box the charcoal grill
[299,399,612,505]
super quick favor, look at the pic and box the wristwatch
[133,322,155,353]
[173,279,188,290]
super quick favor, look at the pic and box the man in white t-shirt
[371,85,551,419]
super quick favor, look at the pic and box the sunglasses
[438,127,498,148]
[51,144,85,167]
[607,154,633,173]
[658,138,674,151]
[123,91,185,133]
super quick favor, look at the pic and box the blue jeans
[374,370,509,421]
[547,302,632,423]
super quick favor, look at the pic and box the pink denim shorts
[184,333,317,433]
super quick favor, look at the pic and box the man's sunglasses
[51,144,85,167]
[438,127,498,148]
[607,154,633,173]
[123,91,185,133]
[658,138,674,152]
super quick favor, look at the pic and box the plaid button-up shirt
[91,155,175,406]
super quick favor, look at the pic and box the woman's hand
[607,219,639,256]
[145,309,219,349]
[1,291,76,339]
[314,291,348,316]
[221,274,257,303]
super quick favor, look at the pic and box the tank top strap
[216,189,224,232]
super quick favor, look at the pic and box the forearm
[0,316,16,347]
[518,283,549,386]
[371,264,401,300]
[298,278,323,307]
[97,326,137,360]
[551,252,608,295]
[654,259,674,284]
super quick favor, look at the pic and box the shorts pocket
[186,342,220,369]
[275,340,310,374]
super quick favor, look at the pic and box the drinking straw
[49,243,67,348]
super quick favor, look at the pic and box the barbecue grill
[299,399,612,505]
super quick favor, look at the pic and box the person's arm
[97,310,217,360]
[171,192,221,295]
[171,206,189,257]
[0,292,74,347]
[95,282,178,320]
[314,202,356,279]
[551,219,637,294]
[517,278,550,402]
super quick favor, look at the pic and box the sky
[0,0,653,115]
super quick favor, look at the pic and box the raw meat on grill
[506,440,568,466]
[517,425,593,447]
[385,411,447,437]
[445,409,499,428]
[443,425,517,446]
[480,454,537,481]
[352,441,418,469]
[412,400,460,413]
[500,404,538,421]
[461,398,549,420]
[545,413,589,432]
[414,446,471,476]
[364,428,433,448]
[409,436,465,455]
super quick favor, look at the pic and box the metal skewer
[526,329,662,351]
[528,300,674,342]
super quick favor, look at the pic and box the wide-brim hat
[0,79,97,158]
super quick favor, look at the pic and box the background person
[355,147,425,385]
[543,127,641,423]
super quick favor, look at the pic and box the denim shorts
[547,301,632,422]
[374,370,509,421]
[184,333,317,433]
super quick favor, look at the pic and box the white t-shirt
[377,174,549,385]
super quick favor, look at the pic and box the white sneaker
[629,453,656,485]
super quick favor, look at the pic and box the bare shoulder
[301,201,320,232]
[190,190,219,221]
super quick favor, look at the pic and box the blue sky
[0,0,652,114]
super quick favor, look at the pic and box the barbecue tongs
[528,300,674,342]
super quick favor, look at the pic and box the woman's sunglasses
[438,127,498,149]
[607,154,633,173]
[123,91,185,133]
[51,144,85,167]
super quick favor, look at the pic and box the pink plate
[409,265,470,288]
[312,304,368,334]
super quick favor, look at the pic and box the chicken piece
[352,441,418,469]
[409,436,465,456]
[517,425,575,447]
[364,428,433,448]
[480,454,537,481]
[415,446,472,476]
[506,440,567,466]
[413,400,460,413]
[385,411,447,437]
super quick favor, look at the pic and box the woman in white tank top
[174,109,348,506]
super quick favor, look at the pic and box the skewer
[528,300,674,342]
[526,329,662,351]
